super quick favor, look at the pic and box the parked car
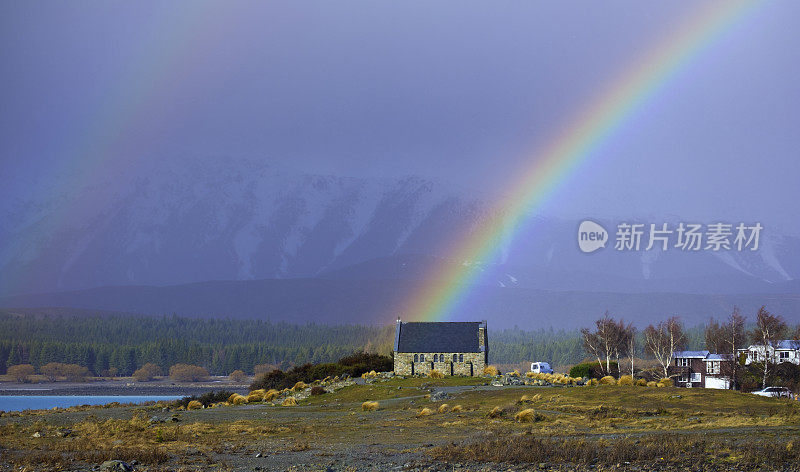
[530,362,554,374]
[752,386,792,398]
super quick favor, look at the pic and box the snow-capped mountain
[0,157,797,297]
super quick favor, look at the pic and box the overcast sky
[2,1,799,233]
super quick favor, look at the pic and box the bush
[40,362,66,381]
[647,381,657,387]
[186,400,203,410]
[229,393,248,405]
[584,378,599,387]
[7,364,36,383]
[310,386,327,395]
[250,352,393,391]
[417,407,434,417]
[569,361,619,379]
[483,366,499,377]
[657,378,673,387]
[599,375,617,386]
[176,390,234,408]
[362,401,379,411]
[282,397,297,406]
[169,364,209,382]
[617,375,635,386]
[264,389,280,401]
[247,390,264,403]
[229,370,247,383]
[429,370,445,379]
[133,363,162,382]
[636,378,648,387]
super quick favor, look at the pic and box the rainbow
[401,0,760,322]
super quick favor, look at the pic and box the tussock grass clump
[636,378,648,386]
[585,378,599,387]
[264,389,280,401]
[429,370,445,379]
[599,375,617,386]
[647,381,658,387]
[282,397,297,406]
[487,406,503,418]
[657,378,674,387]
[229,394,248,405]
[483,366,499,376]
[515,408,543,423]
[361,370,378,379]
[438,404,450,414]
[508,369,521,377]
[292,381,308,391]
[417,407,434,417]
[519,393,541,403]
[362,401,379,411]
[186,400,203,410]
[451,405,463,413]
[247,391,264,403]
[617,375,634,386]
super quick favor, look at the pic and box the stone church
[393,319,488,376]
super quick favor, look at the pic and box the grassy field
[1,378,799,471]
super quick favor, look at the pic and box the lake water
[0,395,182,412]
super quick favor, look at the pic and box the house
[668,351,732,389]
[738,340,800,366]
[393,319,488,376]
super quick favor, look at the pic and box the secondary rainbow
[401,0,761,322]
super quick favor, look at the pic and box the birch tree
[644,317,685,378]
[751,306,786,389]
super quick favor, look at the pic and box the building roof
[395,321,484,353]
[776,340,800,350]
[704,353,727,361]
[673,350,710,359]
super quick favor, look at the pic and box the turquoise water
[0,395,182,412]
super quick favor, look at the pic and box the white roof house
[738,340,800,366]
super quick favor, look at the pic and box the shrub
[133,363,162,382]
[438,404,450,414]
[599,375,617,386]
[169,364,209,382]
[250,352,393,391]
[515,408,542,423]
[636,378,648,387]
[264,389,280,401]
[7,364,36,383]
[647,381,658,387]
[292,381,307,391]
[657,378,673,387]
[451,405,463,413]
[509,370,521,377]
[569,361,619,379]
[417,407,434,417]
[177,390,234,408]
[186,400,203,410]
[585,378,599,387]
[617,375,635,386]
[362,401,379,411]
[40,362,67,381]
[282,397,297,406]
[483,366,499,377]
[229,370,247,383]
[429,370,445,379]
[310,386,327,395]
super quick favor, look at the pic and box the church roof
[395,321,485,353]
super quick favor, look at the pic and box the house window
[414,354,418,362]
[676,358,691,367]
[679,374,689,383]
[433,354,438,362]
[707,361,720,374]
[452,354,457,362]
[690,373,701,383]
[419,354,424,362]
[779,351,790,362]
[459,354,463,362]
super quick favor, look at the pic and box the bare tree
[705,317,726,354]
[581,312,624,376]
[722,307,747,389]
[644,317,685,378]
[751,306,787,388]
[622,322,637,376]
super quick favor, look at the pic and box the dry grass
[657,378,674,387]
[437,404,450,414]
[186,400,203,410]
[451,405,463,413]
[247,390,264,403]
[585,378,599,386]
[417,407,434,417]
[483,366,499,376]
[487,406,503,418]
[292,381,308,391]
[514,408,542,423]
[617,375,634,386]
[647,380,657,387]
[361,401,379,411]
[282,396,297,406]
[264,389,280,401]
[599,375,617,386]
[428,370,445,379]
[636,378,648,386]
[519,393,541,403]
[229,393,248,405]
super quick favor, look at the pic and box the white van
[530,362,554,374]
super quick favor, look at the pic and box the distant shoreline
[0,379,249,397]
